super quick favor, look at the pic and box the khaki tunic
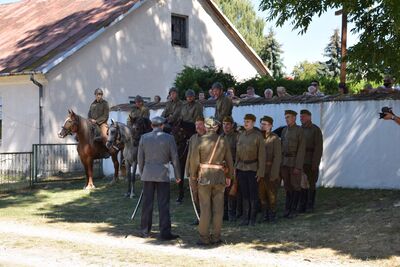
[281,125,306,169]
[185,133,203,177]
[190,132,234,185]
[127,106,150,127]
[180,101,203,123]
[214,95,233,122]
[88,99,109,125]
[302,122,323,168]
[221,130,238,161]
[161,99,183,123]
[235,128,266,178]
[263,132,282,181]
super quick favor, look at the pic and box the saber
[189,182,200,221]
[130,189,144,220]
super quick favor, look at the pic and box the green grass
[1,178,399,263]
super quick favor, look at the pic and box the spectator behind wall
[276,86,291,98]
[227,87,239,100]
[240,86,260,99]
[264,88,274,99]
[338,83,349,94]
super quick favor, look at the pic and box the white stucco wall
[0,76,40,152]
[106,99,400,189]
[41,0,261,144]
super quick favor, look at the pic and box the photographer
[382,108,400,125]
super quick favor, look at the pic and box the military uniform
[162,99,183,124]
[88,98,109,143]
[235,125,266,225]
[127,106,150,127]
[259,131,281,221]
[190,119,234,245]
[180,101,203,123]
[138,118,181,240]
[214,95,233,123]
[280,121,306,218]
[300,120,323,211]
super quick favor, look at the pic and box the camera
[379,106,394,119]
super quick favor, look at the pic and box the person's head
[264,88,273,99]
[222,116,234,134]
[135,95,144,107]
[300,109,312,125]
[169,87,178,101]
[276,86,287,97]
[204,117,220,133]
[195,116,206,135]
[246,86,255,96]
[227,87,235,98]
[363,83,373,91]
[383,76,394,88]
[284,110,297,126]
[308,86,317,95]
[212,82,224,98]
[243,114,256,130]
[198,91,205,101]
[151,116,165,129]
[310,80,320,90]
[338,82,348,94]
[94,88,104,101]
[260,116,273,132]
[185,89,195,103]
[154,95,161,103]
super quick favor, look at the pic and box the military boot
[269,210,277,223]
[290,191,300,218]
[239,200,249,226]
[308,190,316,212]
[283,192,292,218]
[262,208,270,223]
[298,189,308,213]
[249,200,257,226]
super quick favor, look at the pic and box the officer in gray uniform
[138,116,181,240]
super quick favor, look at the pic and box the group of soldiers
[87,83,323,245]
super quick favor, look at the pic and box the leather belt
[241,159,258,164]
[306,148,315,152]
[283,153,296,157]
[200,163,224,170]
[265,161,273,165]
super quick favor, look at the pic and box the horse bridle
[108,123,122,151]
[61,115,79,136]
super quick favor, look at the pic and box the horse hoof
[84,184,96,190]
[130,193,136,199]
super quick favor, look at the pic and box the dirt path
[0,219,391,267]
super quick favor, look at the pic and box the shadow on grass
[2,177,400,261]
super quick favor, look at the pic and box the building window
[171,14,188,48]
[128,96,150,104]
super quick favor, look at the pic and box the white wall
[106,99,400,189]
[0,77,40,152]
[42,0,261,144]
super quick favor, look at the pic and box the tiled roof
[0,0,140,73]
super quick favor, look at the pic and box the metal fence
[0,152,32,192]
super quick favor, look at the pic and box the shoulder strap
[207,136,221,164]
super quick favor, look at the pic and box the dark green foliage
[259,28,285,78]
[320,29,341,78]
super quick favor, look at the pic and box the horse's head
[58,109,79,138]
[131,117,152,141]
[171,120,196,149]
[106,119,121,150]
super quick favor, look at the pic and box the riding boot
[249,200,257,226]
[269,210,277,223]
[290,191,300,218]
[262,208,270,223]
[239,199,249,226]
[308,189,316,212]
[283,191,292,218]
[298,189,308,213]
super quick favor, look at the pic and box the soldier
[213,82,233,123]
[299,109,323,212]
[259,116,282,222]
[185,116,207,225]
[235,114,266,226]
[127,95,150,127]
[88,88,109,144]
[161,87,183,125]
[221,116,239,221]
[138,116,181,240]
[190,117,234,246]
[180,89,204,123]
[280,110,306,218]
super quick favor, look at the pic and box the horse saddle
[90,124,102,142]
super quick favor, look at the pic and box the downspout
[30,74,43,144]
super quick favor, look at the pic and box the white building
[0,0,270,152]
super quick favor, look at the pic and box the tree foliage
[292,61,321,80]
[214,0,266,53]
[320,29,341,78]
[259,28,285,78]
[258,0,400,81]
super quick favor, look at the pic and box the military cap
[169,87,178,93]
[300,109,312,116]
[196,116,205,122]
[185,89,195,97]
[204,117,220,129]
[211,82,224,90]
[151,116,166,126]
[285,110,297,116]
[244,113,256,121]
[260,115,273,125]
[94,88,103,95]
[223,116,234,124]
[135,95,143,102]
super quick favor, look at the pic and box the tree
[292,61,321,80]
[320,29,341,78]
[214,0,266,53]
[258,0,400,81]
[259,28,285,78]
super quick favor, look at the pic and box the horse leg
[125,161,132,197]
[110,152,120,185]
[130,161,138,198]
[86,158,95,189]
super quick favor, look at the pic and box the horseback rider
[179,89,203,124]
[127,95,150,127]
[88,88,109,144]
[162,87,183,125]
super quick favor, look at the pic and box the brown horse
[58,110,120,189]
